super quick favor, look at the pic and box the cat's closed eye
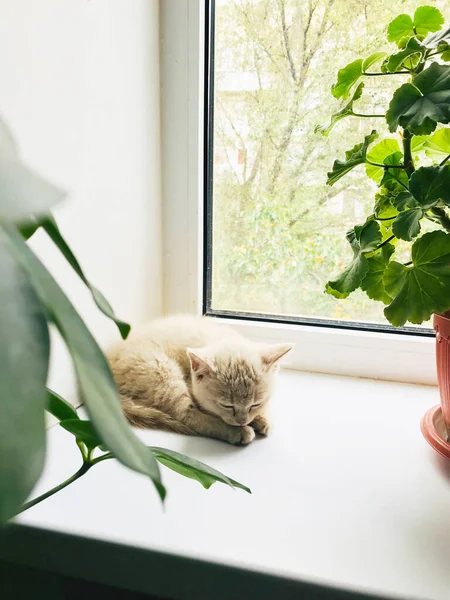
[219,403,234,410]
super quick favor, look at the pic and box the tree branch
[278,0,297,82]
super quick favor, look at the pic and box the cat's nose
[235,415,250,426]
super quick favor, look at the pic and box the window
[204,0,444,334]
[160,1,436,384]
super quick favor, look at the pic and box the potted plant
[0,117,249,524]
[318,6,450,457]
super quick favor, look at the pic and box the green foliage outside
[211,0,450,325]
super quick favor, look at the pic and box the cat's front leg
[250,413,270,436]
[182,406,255,446]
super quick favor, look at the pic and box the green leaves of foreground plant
[327,131,377,185]
[387,7,444,46]
[41,217,130,339]
[3,225,166,501]
[150,447,250,493]
[384,231,450,326]
[387,63,450,135]
[326,220,381,299]
[0,232,49,522]
[48,406,250,494]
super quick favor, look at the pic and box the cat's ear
[260,343,294,370]
[187,349,215,378]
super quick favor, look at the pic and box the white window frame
[159,0,436,386]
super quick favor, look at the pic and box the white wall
[0,0,162,401]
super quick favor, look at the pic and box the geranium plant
[320,6,450,326]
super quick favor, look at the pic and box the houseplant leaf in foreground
[3,225,165,500]
[0,118,64,222]
[386,63,450,135]
[47,388,79,422]
[326,219,382,298]
[384,231,450,326]
[96,446,251,493]
[41,216,130,339]
[0,230,50,522]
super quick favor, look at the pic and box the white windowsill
[9,371,450,600]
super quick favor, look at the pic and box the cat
[108,315,293,445]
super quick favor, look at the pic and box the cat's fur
[108,315,293,445]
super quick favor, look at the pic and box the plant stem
[15,462,92,516]
[366,160,405,168]
[363,71,409,76]
[352,113,385,118]
[440,154,450,166]
[377,235,395,249]
[402,130,414,176]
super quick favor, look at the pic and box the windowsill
[3,371,450,600]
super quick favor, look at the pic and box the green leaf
[411,134,430,154]
[315,83,363,136]
[386,63,450,135]
[362,52,387,72]
[424,25,450,48]
[365,138,401,183]
[392,208,424,241]
[424,128,450,160]
[384,231,450,326]
[409,165,450,208]
[379,152,409,189]
[47,389,79,422]
[374,192,398,220]
[332,59,363,100]
[41,216,130,339]
[385,38,424,73]
[413,6,444,37]
[0,230,49,522]
[360,244,395,304]
[326,220,382,298]
[60,419,102,451]
[393,190,417,211]
[387,8,444,46]
[18,217,41,241]
[327,131,378,185]
[2,226,166,501]
[387,14,414,45]
[150,447,251,493]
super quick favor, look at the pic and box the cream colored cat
[108,315,293,445]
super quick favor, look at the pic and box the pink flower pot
[433,312,450,429]
[421,313,450,458]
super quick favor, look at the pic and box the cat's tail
[120,396,194,435]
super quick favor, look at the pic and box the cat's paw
[228,425,256,446]
[250,415,270,436]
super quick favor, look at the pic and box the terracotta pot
[433,312,450,429]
